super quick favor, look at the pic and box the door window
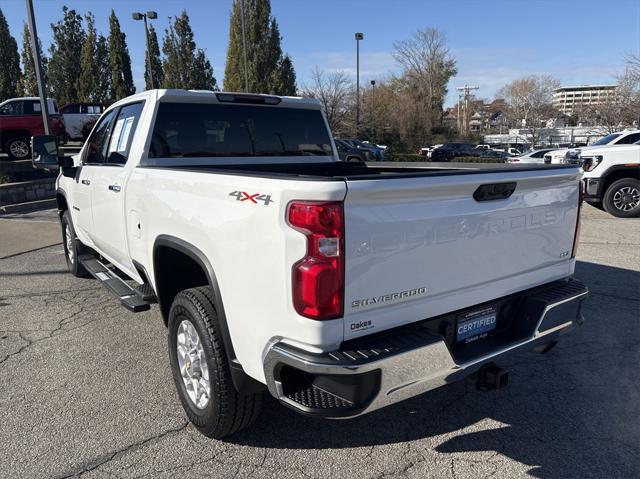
[0,100,24,115]
[105,102,144,165]
[83,109,118,164]
[25,101,42,114]
[618,133,640,144]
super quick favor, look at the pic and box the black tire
[346,155,363,162]
[5,137,31,160]
[168,286,263,439]
[61,211,90,277]
[603,178,640,218]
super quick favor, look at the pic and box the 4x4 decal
[229,191,274,205]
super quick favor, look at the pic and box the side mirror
[31,135,59,169]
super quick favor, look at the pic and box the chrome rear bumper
[263,279,588,418]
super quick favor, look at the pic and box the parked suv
[335,139,366,162]
[60,102,108,140]
[338,138,384,161]
[430,142,479,161]
[0,97,66,160]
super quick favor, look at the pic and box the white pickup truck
[32,90,588,439]
[579,142,640,217]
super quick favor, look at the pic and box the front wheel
[603,178,640,218]
[61,211,89,277]
[168,286,263,439]
[5,137,31,160]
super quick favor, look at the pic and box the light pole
[355,32,363,137]
[239,0,249,93]
[132,11,158,90]
[25,0,50,135]
[370,80,376,142]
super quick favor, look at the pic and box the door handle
[81,179,90,186]
[108,184,121,193]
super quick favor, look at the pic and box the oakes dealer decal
[351,286,428,309]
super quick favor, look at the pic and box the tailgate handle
[473,182,517,201]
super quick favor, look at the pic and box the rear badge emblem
[351,286,428,309]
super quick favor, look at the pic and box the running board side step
[79,255,152,313]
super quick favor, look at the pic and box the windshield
[150,102,333,158]
[592,133,621,146]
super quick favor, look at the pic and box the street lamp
[370,80,376,142]
[132,11,158,90]
[355,32,364,137]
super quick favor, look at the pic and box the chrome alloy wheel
[613,186,640,212]
[65,224,74,264]
[9,139,29,158]
[177,320,211,409]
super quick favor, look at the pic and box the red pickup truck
[0,97,66,160]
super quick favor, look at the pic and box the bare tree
[626,52,640,81]
[497,75,560,146]
[574,68,640,133]
[392,27,457,135]
[300,67,354,135]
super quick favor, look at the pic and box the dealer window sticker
[109,116,135,153]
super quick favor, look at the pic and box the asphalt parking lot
[0,205,638,479]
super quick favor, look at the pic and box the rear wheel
[168,286,263,439]
[603,178,640,218]
[5,137,30,160]
[61,211,89,277]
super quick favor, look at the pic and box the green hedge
[385,153,503,164]
[385,153,425,162]
[451,156,504,163]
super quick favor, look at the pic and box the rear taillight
[287,201,344,320]
[572,181,583,258]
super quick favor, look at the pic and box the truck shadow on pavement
[230,260,639,478]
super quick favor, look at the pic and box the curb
[0,198,57,214]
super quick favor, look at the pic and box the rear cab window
[149,102,333,159]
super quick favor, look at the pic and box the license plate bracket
[456,305,498,343]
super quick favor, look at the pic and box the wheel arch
[1,129,31,144]
[56,188,68,218]
[601,165,640,197]
[152,235,264,394]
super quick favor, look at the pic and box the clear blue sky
[3,0,639,105]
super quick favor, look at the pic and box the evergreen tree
[144,24,163,90]
[223,0,296,95]
[48,7,85,105]
[77,13,98,102]
[162,11,217,90]
[94,34,111,102]
[191,49,217,90]
[0,8,22,102]
[277,55,297,96]
[108,10,135,100]
[19,22,48,97]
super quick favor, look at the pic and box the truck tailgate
[343,168,580,340]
